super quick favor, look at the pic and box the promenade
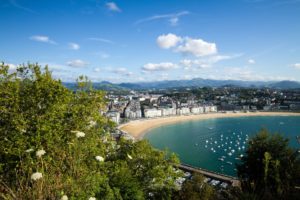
[178,163,240,187]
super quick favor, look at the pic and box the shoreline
[118,112,300,140]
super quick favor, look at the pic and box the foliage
[0,63,181,199]
[174,174,216,200]
[236,128,300,200]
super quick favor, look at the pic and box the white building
[144,108,162,118]
[210,106,218,112]
[106,111,120,124]
[190,106,204,114]
[161,107,176,116]
[124,100,142,119]
[176,107,190,115]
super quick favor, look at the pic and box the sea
[144,116,300,177]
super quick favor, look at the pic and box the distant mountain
[267,81,300,89]
[63,81,128,91]
[63,78,300,91]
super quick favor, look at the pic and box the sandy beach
[118,112,300,140]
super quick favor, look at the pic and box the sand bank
[118,112,300,140]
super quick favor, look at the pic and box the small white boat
[218,157,224,161]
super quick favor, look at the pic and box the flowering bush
[0,63,181,199]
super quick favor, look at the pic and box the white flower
[25,148,33,153]
[31,172,43,181]
[127,154,133,159]
[61,195,68,200]
[95,156,104,162]
[89,197,96,200]
[71,131,86,138]
[88,120,97,128]
[36,149,46,158]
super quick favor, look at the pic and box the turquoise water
[144,116,300,177]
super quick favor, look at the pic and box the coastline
[118,112,300,140]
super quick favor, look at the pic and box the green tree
[236,129,300,200]
[174,174,216,200]
[0,63,181,199]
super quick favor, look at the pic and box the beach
[118,112,300,139]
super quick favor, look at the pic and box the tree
[236,128,300,200]
[0,63,181,199]
[174,174,216,200]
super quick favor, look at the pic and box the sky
[1,0,300,83]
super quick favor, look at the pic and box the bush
[0,63,181,199]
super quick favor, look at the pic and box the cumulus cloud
[135,11,189,26]
[156,33,182,49]
[176,37,217,57]
[67,59,88,68]
[142,62,177,71]
[292,63,300,69]
[30,35,57,44]
[157,34,217,57]
[106,2,121,12]
[180,55,237,70]
[248,59,255,64]
[69,43,80,50]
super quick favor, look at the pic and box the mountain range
[63,78,300,91]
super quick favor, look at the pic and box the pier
[178,163,240,187]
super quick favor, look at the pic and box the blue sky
[1,0,300,83]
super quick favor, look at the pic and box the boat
[218,157,224,161]
[226,161,233,165]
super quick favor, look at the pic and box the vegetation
[236,129,300,200]
[0,63,181,199]
[2,63,300,200]
[174,174,216,200]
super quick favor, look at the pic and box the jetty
[178,163,240,187]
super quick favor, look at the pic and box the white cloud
[248,59,255,64]
[142,62,177,71]
[180,55,238,70]
[169,17,179,26]
[69,43,80,50]
[4,63,17,71]
[135,11,189,26]
[180,59,210,69]
[67,59,88,68]
[176,37,217,57]
[217,67,295,81]
[94,68,101,72]
[30,35,57,44]
[87,37,114,44]
[156,34,217,57]
[292,63,300,69]
[156,34,182,49]
[8,0,36,14]
[106,2,121,12]
[111,67,133,76]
